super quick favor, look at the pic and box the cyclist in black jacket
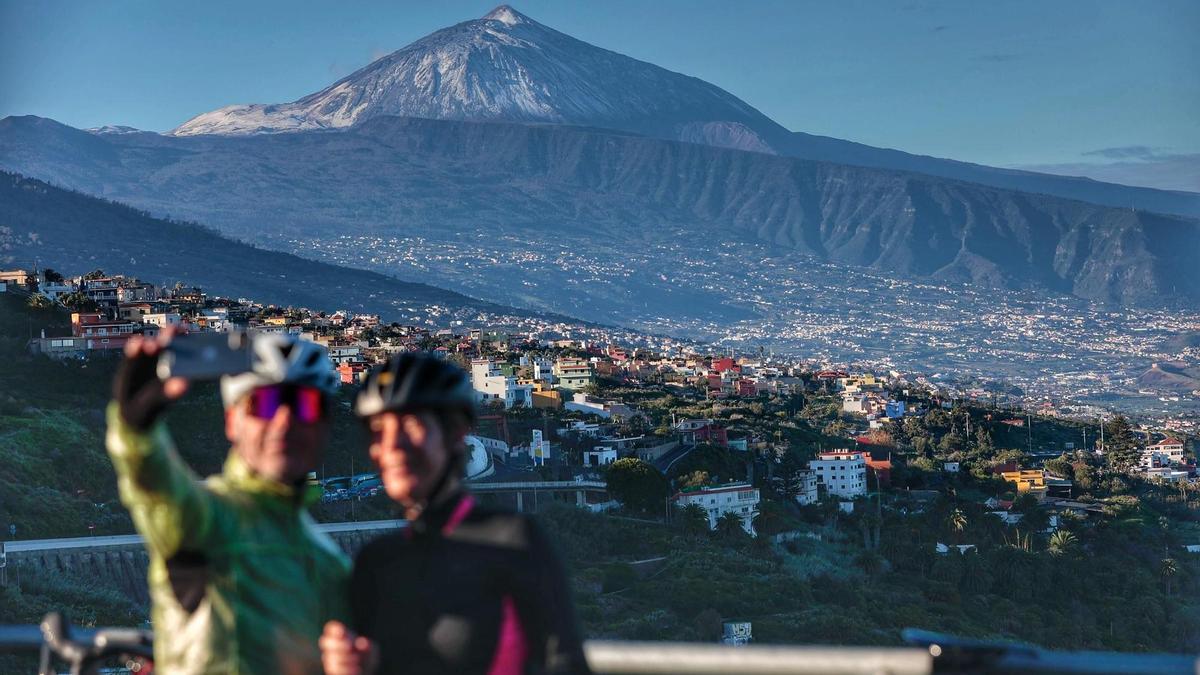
[320,353,591,675]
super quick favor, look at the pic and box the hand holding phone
[114,328,191,431]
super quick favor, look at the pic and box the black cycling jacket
[350,491,591,674]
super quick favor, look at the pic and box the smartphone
[157,331,252,381]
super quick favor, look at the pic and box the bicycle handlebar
[0,613,153,675]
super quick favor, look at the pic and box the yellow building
[838,374,882,394]
[1001,470,1048,499]
[525,380,562,409]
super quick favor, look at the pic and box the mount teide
[2,6,1199,321]
[170,5,1199,219]
[171,5,784,154]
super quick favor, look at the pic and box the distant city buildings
[809,451,867,499]
[552,357,594,391]
[674,482,761,536]
[471,358,533,409]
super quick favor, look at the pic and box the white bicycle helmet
[220,334,339,408]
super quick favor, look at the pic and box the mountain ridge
[3,113,1197,313]
[164,5,1199,220]
[0,169,560,323]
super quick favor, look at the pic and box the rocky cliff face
[3,115,1196,309]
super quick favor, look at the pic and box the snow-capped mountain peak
[482,5,530,26]
[87,125,142,135]
[169,6,787,153]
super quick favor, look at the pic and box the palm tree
[1161,558,1178,596]
[1047,531,1078,557]
[947,508,968,541]
[1002,528,1033,552]
[716,511,748,540]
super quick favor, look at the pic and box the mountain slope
[3,115,1198,312]
[781,131,1200,221]
[171,5,784,154]
[168,5,1199,219]
[0,170,530,321]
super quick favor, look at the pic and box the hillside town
[4,264,1198,537]
[5,263,1200,655]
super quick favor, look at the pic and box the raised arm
[105,330,218,558]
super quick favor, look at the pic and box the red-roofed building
[711,357,740,374]
[71,312,137,350]
[736,378,757,397]
[1142,437,1186,468]
[991,461,1020,475]
[676,419,729,448]
[853,441,893,489]
[337,362,369,385]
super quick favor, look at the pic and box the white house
[1141,437,1186,468]
[1144,467,1190,483]
[199,313,228,332]
[842,394,870,415]
[793,470,819,505]
[935,543,977,555]
[674,483,760,536]
[142,313,182,328]
[808,450,867,499]
[584,447,617,467]
[326,344,362,365]
[531,358,555,383]
[471,358,533,409]
[559,421,603,438]
[564,392,638,420]
[990,511,1024,526]
[39,280,75,302]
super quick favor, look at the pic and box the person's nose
[270,400,294,429]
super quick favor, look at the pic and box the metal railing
[1,519,404,554]
[4,617,1199,674]
[583,635,1200,675]
[585,641,931,674]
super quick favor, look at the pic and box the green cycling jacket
[105,402,350,674]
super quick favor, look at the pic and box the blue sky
[2,0,1197,191]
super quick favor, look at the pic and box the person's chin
[385,477,421,503]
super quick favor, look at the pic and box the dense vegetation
[539,383,1197,651]
[2,290,1198,655]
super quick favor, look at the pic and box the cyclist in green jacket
[107,328,350,674]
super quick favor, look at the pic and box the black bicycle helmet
[355,352,476,422]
